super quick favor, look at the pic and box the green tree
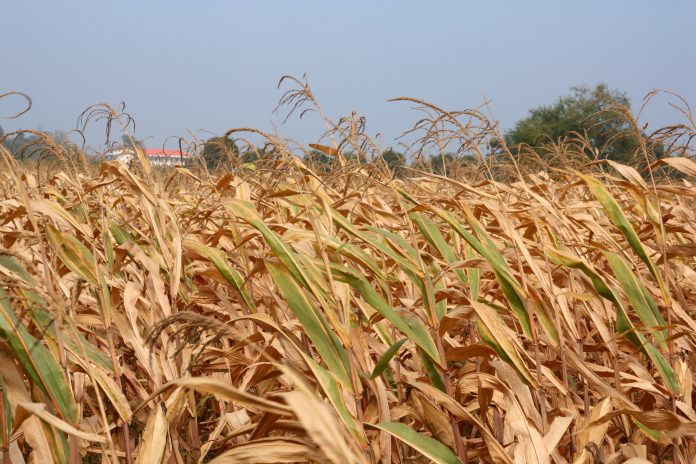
[2,130,35,160]
[0,125,9,154]
[430,153,457,175]
[240,145,273,163]
[505,84,663,163]
[304,149,335,172]
[2,128,80,160]
[202,136,238,170]
[378,149,406,175]
[343,151,368,164]
[121,134,145,152]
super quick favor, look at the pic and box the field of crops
[2,108,696,463]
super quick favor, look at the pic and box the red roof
[143,148,191,157]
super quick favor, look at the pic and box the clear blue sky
[2,1,694,151]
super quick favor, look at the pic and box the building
[104,147,195,167]
[143,148,193,167]
[104,148,135,164]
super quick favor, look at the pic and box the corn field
[1,89,696,463]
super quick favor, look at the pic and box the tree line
[2,84,664,171]
[199,84,664,173]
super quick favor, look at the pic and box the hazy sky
[2,1,694,150]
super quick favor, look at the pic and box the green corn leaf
[411,212,468,286]
[432,207,533,338]
[304,357,366,446]
[428,260,448,322]
[331,264,442,366]
[31,199,91,237]
[471,301,538,388]
[637,331,679,393]
[603,252,667,347]
[0,288,77,424]
[371,338,408,379]
[419,347,446,391]
[266,262,352,390]
[109,223,135,246]
[612,287,677,393]
[546,248,678,393]
[32,310,112,370]
[368,225,446,322]
[0,254,112,370]
[313,233,388,282]
[183,238,256,312]
[103,228,115,272]
[546,249,622,305]
[368,422,461,464]
[330,208,422,276]
[465,208,562,344]
[0,254,35,284]
[229,200,313,288]
[45,225,98,286]
[579,173,670,305]
[227,200,335,317]
[367,226,421,263]
[0,379,11,448]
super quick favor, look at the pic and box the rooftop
[143,148,192,158]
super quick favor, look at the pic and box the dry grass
[1,83,696,463]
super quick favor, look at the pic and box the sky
[1,1,694,152]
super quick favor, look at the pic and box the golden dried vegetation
[1,82,696,463]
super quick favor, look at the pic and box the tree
[0,125,9,154]
[505,84,663,163]
[430,153,457,175]
[378,149,406,175]
[2,127,81,160]
[121,134,145,151]
[343,151,367,164]
[304,149,335,172]
[1,130,35,159]
[240,145,274,163]
[202,136,238,170]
